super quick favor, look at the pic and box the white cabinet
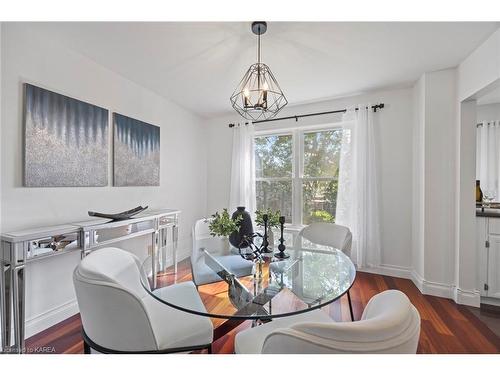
[477,216,488,295]
[487,234,500,299]
[477,215,500,298]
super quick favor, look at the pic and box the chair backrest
[191,218,217,285]
[192,218,212,263]
[261,290,421,354]
[299,222,352,257]
[73,247,159,352]
[192,218,212,250]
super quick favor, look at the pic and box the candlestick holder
[261,214,273,253]
[274,216,289,259]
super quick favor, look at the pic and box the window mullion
[292,129,303,226]
[301,177,337,181]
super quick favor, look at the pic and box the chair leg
[347,290,355,321]
[83,340,91,354]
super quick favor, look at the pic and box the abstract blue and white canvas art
[113,113,160,186]
[23,83,109,187]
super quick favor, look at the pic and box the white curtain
[336,105,381,268]
[477,121,500,199]
[229,122,257,215]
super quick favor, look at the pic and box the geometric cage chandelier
[230,21,288,121]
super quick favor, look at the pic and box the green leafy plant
[310,210,335,223]
[255,208,281,228]
[206,208,241,237]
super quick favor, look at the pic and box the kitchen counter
[476,208,500,218]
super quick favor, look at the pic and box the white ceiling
[26,22,499,118]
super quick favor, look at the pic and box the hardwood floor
[25,259,500,354]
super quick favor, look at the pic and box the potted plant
[206,209,242,251]
[255,208,281,250]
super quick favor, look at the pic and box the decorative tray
[88,206,148,221]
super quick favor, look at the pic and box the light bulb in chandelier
[230,22,287,121]
[261,81,269,108]
[243,87,250,107]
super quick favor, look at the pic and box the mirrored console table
[0,208,179,354]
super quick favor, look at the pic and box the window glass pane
[256,180,292,223]
[255,135,292,178]
[303,130,342,178]
[302,180,338,224]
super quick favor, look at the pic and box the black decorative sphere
[229,206,254,248]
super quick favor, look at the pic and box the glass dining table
[140,232,356,327]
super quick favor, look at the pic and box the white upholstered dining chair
[73,247,213,354]
[234,289,421,354]
[191,218,254,286]
[298,222,355,320]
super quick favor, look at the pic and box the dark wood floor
[25,259,500,354]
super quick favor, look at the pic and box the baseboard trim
[357,264,413,279]
[411,270,455,299]
[344,265,472,305]
[359,264,476,307]
[25,299,79,338]
[454,287,480,307]
[411,270,424,291]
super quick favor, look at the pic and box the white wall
[477,103,500,121]
[453,27,500,306]
[411,69,457,298]
[454,100,478,306]
[1,23,208,336]
[424,70,457,289]
[458,29,500,102]
[410,27,499,307]
[412,76,425,280]
[206,87,415,276]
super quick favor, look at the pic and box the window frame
[255,122,347,227]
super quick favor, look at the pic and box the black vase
[229,206,254,248]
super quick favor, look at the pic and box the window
[255,134,293,222]
[255,126,344,226]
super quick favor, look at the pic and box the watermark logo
[3,346,56,354]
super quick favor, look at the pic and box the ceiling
[25,22,499,118]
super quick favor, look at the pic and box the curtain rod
[477,122,497,127]
[228,103,385,128]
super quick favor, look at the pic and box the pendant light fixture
[230,21,287,121]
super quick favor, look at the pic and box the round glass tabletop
[141,233,356,320]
